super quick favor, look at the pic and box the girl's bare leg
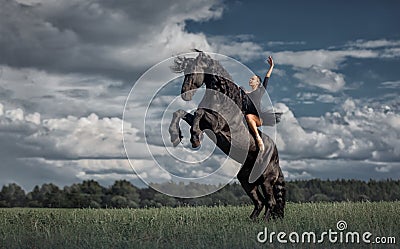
[246,114,264,151]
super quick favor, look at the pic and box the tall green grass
[0,202,398,249]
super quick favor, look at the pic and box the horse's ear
[195,51,204,62]
[193,49,206,60]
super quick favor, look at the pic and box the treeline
[0,179,399,208]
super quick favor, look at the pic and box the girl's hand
[265,56,274,78]
[267,56,274,67]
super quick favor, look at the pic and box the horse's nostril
[181,91,192,101]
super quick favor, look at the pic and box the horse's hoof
[250,204,264,220]
[191,139,201,149]
[170,134,182,147]
[191,143,201,150]
[171,138,181,147]
[250,211,261,221]
[264,209,271,222]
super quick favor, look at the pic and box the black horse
[169,51,285,221]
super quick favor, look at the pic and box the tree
[153,193,177,207]
[0,183,26,207]
[26,185,42,207]
[64,180,104,208]
[286,183,305,202]
[104,180,140,208]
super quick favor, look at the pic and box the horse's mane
[170,56,193,73]
[208,58,233,82]
[170,52,233,81]
[205,57,243,109]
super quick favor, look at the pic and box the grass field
[0,202,399,249]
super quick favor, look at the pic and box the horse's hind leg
[169,109,194,147]
[237,166,265,220]
[260,174,278,222]
[249,187,265,220]
[260,180,275,221]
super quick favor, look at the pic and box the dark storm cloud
[0,66,128,118]
[58,89,90,98]
[0,0,222,81]
[0,157,81,191]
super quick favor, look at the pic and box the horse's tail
[272,154,285,219]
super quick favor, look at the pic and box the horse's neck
[204,77,243,110]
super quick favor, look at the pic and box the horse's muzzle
[181,90,194,101]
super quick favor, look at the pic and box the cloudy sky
[1,0,399,191]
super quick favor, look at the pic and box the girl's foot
[256,136,264,151]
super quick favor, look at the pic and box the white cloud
[0,102,149,189]
[267,41,306,47]
[41,113,131,158]
[280,159,400,181]
[273,49,378,70]
[381,47,400,58]
[276,39,400,70]
[275,103,340,157]
[345,39,400,49]
[5,108,24,122]
[1,91,399,188]
[0,101,240,188]
[0,103,139,159]
[316,94,337,103]
[208,36,264,62]
[374,165,392,173]
[296,92,318,100]
[341,98,357,112]
[73,158,171,184]
[270,39,400,93]
[296,92,338,103]
[379,80,400,89]
[280,97,400,162]
[273,39,400,71]
[25,112,41,125]
[293,66,345,92]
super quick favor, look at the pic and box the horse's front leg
[169,109,194,147]
[190,108,205,148]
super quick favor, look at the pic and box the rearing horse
[169,51,285,221]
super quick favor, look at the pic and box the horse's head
[171,51,213,101]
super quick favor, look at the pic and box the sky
[0,0,399,191]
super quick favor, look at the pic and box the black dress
[244,76,269,117]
